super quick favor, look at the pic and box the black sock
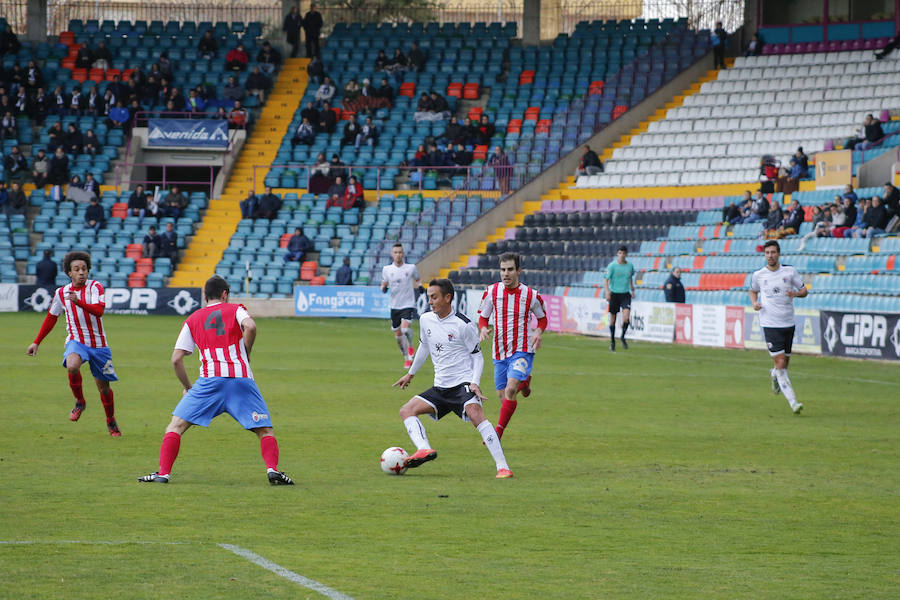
[622,321,630,338]
[609,322,616,340]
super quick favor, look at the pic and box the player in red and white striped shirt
[478,253,547,439]
[27,251,121,436]
[138,275,294,485]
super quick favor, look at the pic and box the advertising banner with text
[17,285,202,316]
[820,310,900,360]
[744,308,822,355]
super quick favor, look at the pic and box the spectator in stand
[75,44,94,69]
[5,181,26,215]
[712,21,727,69]
[64,123,84,154]
[108,101,130,130]
[307,55,324,84]
[291,117,316,147]
[82,129,101,157]
[254,186,282,220]
[314,76,335,109]
[478,114,496,145]
[92,41,112,70]
[48,146,69,186]
[3,144,28,182]
[328,153,347,180]
[162,186,187,219]
[758,155,778,193]
[256,41,281,76]
[326,175,346,208]
[184,88,206,113]
[788,147,808,179]
[317,101,337,134]
[355,116,377,149]
[882,182,899,218]
[488,146,512,194]
[245,66,271,103]
[240,188,258,219]
[846,114,884,150]
[663,268,685,303]
[744,190,769,223]
[198,30,218,59]
[340,114,361,148]
[129,184,147,223]
[359,78,382,112]
[439,117,465,147]
[82,172,98,198]
[146,190,160,219]
[410,143,428,167]
[576,145,604,177]
[832,197,856,238]
[0,110,15,140]
[765,198,783,233]
[84,196,106,232]
[28,87,48,123]
[846,198,869,238]
[744,32,763,57]
[341,77,362,112]
[374,50,390,71]
[283,227,313,263]
[35,250,57,288]
[343,175,364,209]
[451,143,472,174]
[386,48,408,84]
[228,100,248,129]
[142,224,160,258]
[722,199,743,225]
[160,222,178,260]
[841,184,858,204]
[25,60,43,91]
[429,91,450,118]
[222,75,245,102]
[300,100,319,124]
[407,41,426,72]
[768,199,804,239]
[0,183,8,214]
[308,152,331,194]
[31,149,49,188]
[14,87,28,115]
[46,121,66,152]
[158,52,174,80]
[282,5,302,59]
[50,85,67,116]
[374,78,395,109]
[0,25,21,55]
[861,195,889,237]
[69,88,85,116]
[226,44,250,72]
[335,257,353,285]
[302,3,323,58]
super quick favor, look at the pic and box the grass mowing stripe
[218,543,354,600]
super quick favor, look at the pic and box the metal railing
[251,162,536,198]
[112,162,218,198]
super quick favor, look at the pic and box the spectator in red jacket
[225,44,249,71]
[343,175,364,209]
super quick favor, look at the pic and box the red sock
[68,371,86,405]
[99,389,115,422]
[260,435,279,470]
[159,432,181,476]
[498,399,518,431]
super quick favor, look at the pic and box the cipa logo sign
[822,311,900,360]
[106,288,159,313]
[839,314,887,348]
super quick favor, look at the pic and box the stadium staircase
[438,64,728,279]
[168,58,309,288]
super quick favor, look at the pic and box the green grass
[1,313,898,599]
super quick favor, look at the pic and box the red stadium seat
[279,233,292,248]
[462,83,479,99]
[111,203,128,219]
[125,243,142,260]
[136,258,153,275]
[127,273,146,288]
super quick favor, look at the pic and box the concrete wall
[415,51,714,280]
[859,147,900,188]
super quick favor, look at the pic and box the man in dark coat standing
[35,250,58,288]
[282,6,302,59]
[664,268,685,303]
[302,4,323,59]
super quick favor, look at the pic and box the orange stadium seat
[125,244,142,260]
[111,203,128,219]
[135,258,153,275]
[463,83,479,99]
[127,273,146,288]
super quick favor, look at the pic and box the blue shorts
[63,340,118,381]
[173,377,273,429]
[493,351,534,391]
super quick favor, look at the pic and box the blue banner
[294,286,391,318]
[148,118,228,148]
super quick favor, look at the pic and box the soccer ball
[380,447,409,475]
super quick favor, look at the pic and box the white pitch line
[218,543,354,600]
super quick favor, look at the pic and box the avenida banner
[294,286,390,318]
[18,285,202,316]
[148,118,228,148]
[820,310,900,361]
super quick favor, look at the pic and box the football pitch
[1,312,897,599]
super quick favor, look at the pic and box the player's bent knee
[253,427,274,438]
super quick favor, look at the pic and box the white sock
[402,327,414,348]
[404,416,430,450]
[774,369,798,407]
[396,334,410,358]
[477,420,509,471]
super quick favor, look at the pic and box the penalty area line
[218,543,354,600]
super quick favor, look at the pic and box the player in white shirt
[393,278,513,478]
[381,243,422,368]
[749,240,808,414]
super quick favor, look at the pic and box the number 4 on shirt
[204,310,225,335]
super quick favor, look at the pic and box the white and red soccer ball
[380,447,408,475]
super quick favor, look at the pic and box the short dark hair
[763,240,781,252]
[204,275,230,301]
[428,278,454,300]
[618,245,628,253]
[499,252,520,269]
[42,249,52,259]
[393,243,403,250]
[63,251,91,274]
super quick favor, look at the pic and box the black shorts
[608,292,632,313]
[391,307,415,330]
[763,326,795,356]
[416,383,480,422]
